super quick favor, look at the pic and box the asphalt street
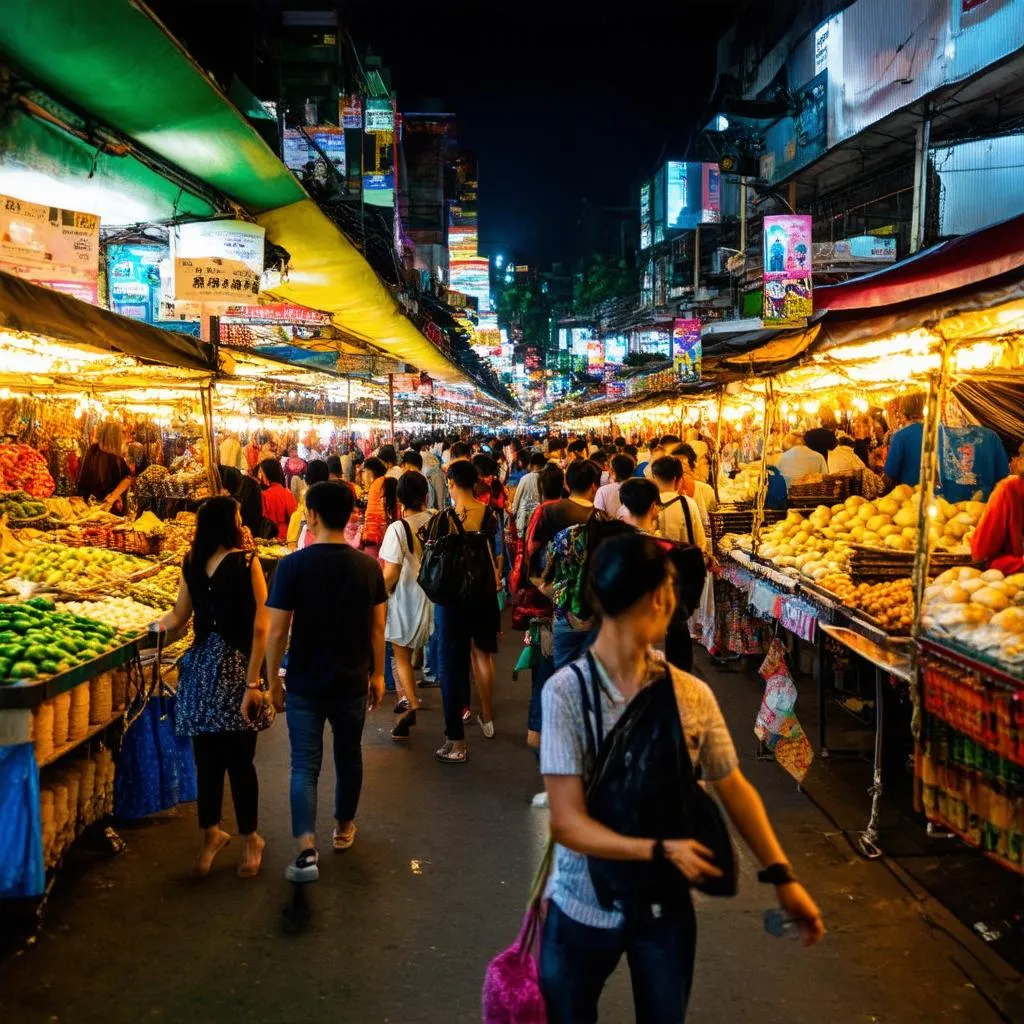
[0,631,1013,1023]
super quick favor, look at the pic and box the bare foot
[193,828,232,877]
[237,833,266,878]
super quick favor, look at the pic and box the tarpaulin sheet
[0,270,218,372]
[816,211,1024,313]
[0,743,44,899]
[257,199,481,386]
[0,0,304,214]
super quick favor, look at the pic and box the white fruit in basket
[972,586,1010,611]
[961,578,986,594]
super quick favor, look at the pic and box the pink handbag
[481,841,553,1024]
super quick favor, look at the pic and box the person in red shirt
[258,458,297,541]
[972,471,1024,575]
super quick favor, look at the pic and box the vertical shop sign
[107,243,166,323]
[340,95,363,129]
[0,193,99,303]
[586,339,604,374]
[762,214,813,327]
[364,99,394,132]
[640,181,652,249]
[701,164,721,223]
[671,318,702,382]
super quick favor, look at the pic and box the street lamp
[495,254,505,269]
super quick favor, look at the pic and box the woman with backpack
[380,471,433,740]
[540,532,825,1022]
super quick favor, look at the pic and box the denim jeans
[539,901,697,1024]
[553,618,595,670]
[285,690,368,838]
[384,642,396,693]
[436,603,471,741]
[422,604,441,682]
[528,647,555,733]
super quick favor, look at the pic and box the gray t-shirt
[540,650,738,928]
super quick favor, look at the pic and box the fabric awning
[0,271,218,372]
[257,200,479,386]
[816,211,1024,313]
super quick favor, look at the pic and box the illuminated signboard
[587,339,604,374]
[664,162,721,231]
[640,181,652,250]
[666,162,687,232]
[364,98,394,132]
[671,318,702,382]
[570,327,594,356]
[604,335,628,364]
[763,214,813,327]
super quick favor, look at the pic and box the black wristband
[651,838,666,862]
[757,863,797,886]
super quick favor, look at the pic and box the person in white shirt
[777,433,829,487]
[670,444,717,530]
[511,451,547,536]
[650,456,707,552]
[595,452,636,521]
[218,432,246,473]
[828,434,868,474]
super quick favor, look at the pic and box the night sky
[151,0,732,267]
[348,1,730,264]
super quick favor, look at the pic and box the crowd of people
[154,427,825,1022]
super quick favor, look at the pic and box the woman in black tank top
[157,497,271,878]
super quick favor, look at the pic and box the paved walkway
[0,634,1013,1023]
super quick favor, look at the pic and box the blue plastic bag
[0,743,45,899]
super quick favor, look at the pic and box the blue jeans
[384,642,396,693]
[285,690,367,839]
[539,901,697,1024]
[553,618,595,670]
[422,605,441,681]
[528,646,555,733]
[436,603,472,741]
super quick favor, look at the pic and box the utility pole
[910,102,932,254]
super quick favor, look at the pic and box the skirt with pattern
[174,631,269,736]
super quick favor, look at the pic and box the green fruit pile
[0,597,124,684]
[0,491,47,522]
[0,543,151,588]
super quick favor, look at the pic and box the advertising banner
[604,335,628,365]
[671,318,702,382]
[762,214,812,327]
[586,339,604,374]
[364,99,394,133]
[283,128,346,179]
[107,243,165,323]
[172,220,264,303]
[701,164,721,223]
[0,193,100,303]
[639,181,652,250]
[666,162,687,231]
[340,95,363,129]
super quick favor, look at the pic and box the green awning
[0,0,304,213]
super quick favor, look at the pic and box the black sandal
[391,710,417,740]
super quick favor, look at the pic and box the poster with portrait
[762,214,812,327]
[671,318,702,382]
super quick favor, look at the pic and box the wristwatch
[757,862,797,886]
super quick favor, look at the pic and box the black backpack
[417,507,497,606]
[572,653,736,909]
[658,495,707,617]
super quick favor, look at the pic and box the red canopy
[816,212,1024,313]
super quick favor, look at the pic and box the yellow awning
[257,199,472,386]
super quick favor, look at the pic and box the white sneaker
[477,716,495,739]
[531,791,549,809]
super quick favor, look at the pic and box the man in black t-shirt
[266,482,387,883]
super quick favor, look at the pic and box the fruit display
[817,574,916,634]
[0,491,48,523]
[0,597,125,684]
[46,496,122,526]
[0,443,55,497]
[719,464,764,504]
[124,564,180,608]
[752,486,986,581]
[0,542,152,590]
[57,597,163,633]
[922,567,1024,665]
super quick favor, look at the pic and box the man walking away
[595,452,636,520]
[266,482,387,882]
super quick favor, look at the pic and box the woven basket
[61,769,82,837]
[787,475,850,503]
[69,684,90,742]
[33,703,55,764]
[89,673,114,723]
[51,692,71,747]
[111,669,129,711]
[74,757,97,823]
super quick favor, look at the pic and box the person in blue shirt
[883,391,1009,500]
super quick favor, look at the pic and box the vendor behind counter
[77,420,131,514]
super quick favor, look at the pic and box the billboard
[339,95,363,129]
[671,318,702,382]
[701,164,721,223]
[664,163,721,231]
[172,220,264,303]
[666,163,687,231]
[763,215,812,327]
[364,98,394,133]
[106,243,165,323]
[0,193,100,303]
[640,181,652,250]
[283,128,346,179]
[604,335,628,365]
[586,339,604,374]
